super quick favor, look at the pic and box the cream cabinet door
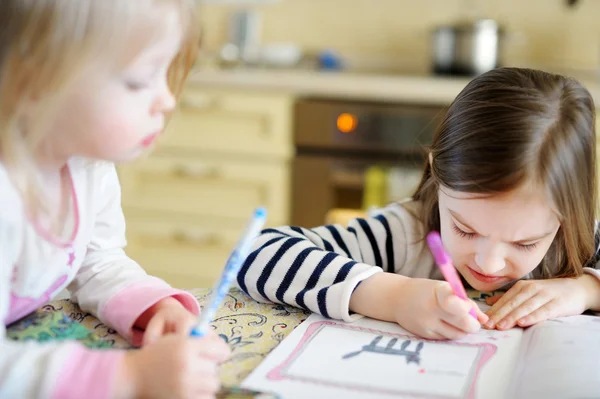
[160,88,293,159]
[123,210,252,289]
[119,154,290,226]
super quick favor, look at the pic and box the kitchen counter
[187,68,600,106]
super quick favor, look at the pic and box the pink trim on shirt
[101,279,200,344]
[5,274,68,325]
[30,164,80,248]
[51,345,124,399]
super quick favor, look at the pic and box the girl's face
[437,184,561,292]
[36,3,183,167]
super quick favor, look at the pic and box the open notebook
[241,308,600,399]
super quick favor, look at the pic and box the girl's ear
[428,152,433,168]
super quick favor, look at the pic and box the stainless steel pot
[432,19,503,76]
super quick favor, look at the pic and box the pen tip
[255,207,267,218]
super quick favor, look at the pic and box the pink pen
[426,231,478,319]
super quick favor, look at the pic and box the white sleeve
[0,193,124,399]
[67,163,199,342]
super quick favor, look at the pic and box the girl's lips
[467,266,505,283]
[141,132,159,147]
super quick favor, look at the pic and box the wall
[197,0,600,75]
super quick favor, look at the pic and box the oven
[292,98,447,227]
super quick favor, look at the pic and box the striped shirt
[237,200,600,322]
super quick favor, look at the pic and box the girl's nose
[475,242,506,274]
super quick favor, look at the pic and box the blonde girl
[1,1,229,398]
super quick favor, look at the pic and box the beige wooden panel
[120,154,290,225]
[161,88,293,159]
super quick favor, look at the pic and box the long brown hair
[413,67,597,278]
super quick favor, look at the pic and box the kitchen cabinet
[119,87,293,289]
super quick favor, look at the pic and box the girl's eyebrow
[448,209,555,243]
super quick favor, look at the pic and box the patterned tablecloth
[6,287,507,391]
[6,288,311,387]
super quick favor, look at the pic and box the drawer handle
[172,229,217,245]
[179,94,216,110]
[173,164,220,178]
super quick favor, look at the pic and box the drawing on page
[267,321,497,399]
[342,336,424,364]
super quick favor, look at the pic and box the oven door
[294,99,446,154]
[291,153,424,227]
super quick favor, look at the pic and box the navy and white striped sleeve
[236,203,430,322]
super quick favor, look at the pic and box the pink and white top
[0,159,200,399]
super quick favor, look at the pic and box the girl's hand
[140,297,197,346]
[483,275,600,330]
[117,332,231,399]
[394,278,488,340]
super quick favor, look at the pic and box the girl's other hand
[116,332,231,399]
[483,275,600,330]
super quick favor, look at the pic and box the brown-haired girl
[239,67,600,342]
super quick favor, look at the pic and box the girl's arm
[0,203,125,399]
[67,163,199,344]
[238,201,438,322]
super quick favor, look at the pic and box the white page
[508,315,600,399]
[242,313,524,399]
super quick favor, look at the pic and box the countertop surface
[187,68,600,106]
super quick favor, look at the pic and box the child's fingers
[485,283,537,329]
[435,283,462,313]
[437,291,481,334]
[418,328,445,341]
[494,294,550,330]
[174,314,197,335]
[191,356,219,376]
[470,299,489,324]
[188,358,222,397]
[143,315,166,346]
[434,320,469,341]
[192,336,232,362]
[515,299,559,327]
[437,286,478,320]
[442,309,481,334]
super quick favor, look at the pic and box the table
[7,286,509,390]
[6,288,310,387]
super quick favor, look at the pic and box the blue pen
[190,207,267,337]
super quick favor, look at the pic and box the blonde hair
[413,67,597,278]
[0,0,200,216]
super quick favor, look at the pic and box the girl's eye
[452,223,476,239]
[125,81,149,91]
[451,222,540,251]
[514,242,539,252]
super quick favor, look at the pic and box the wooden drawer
[119,154,290,225]
[123,211,248,289]
[161,88,293,158]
